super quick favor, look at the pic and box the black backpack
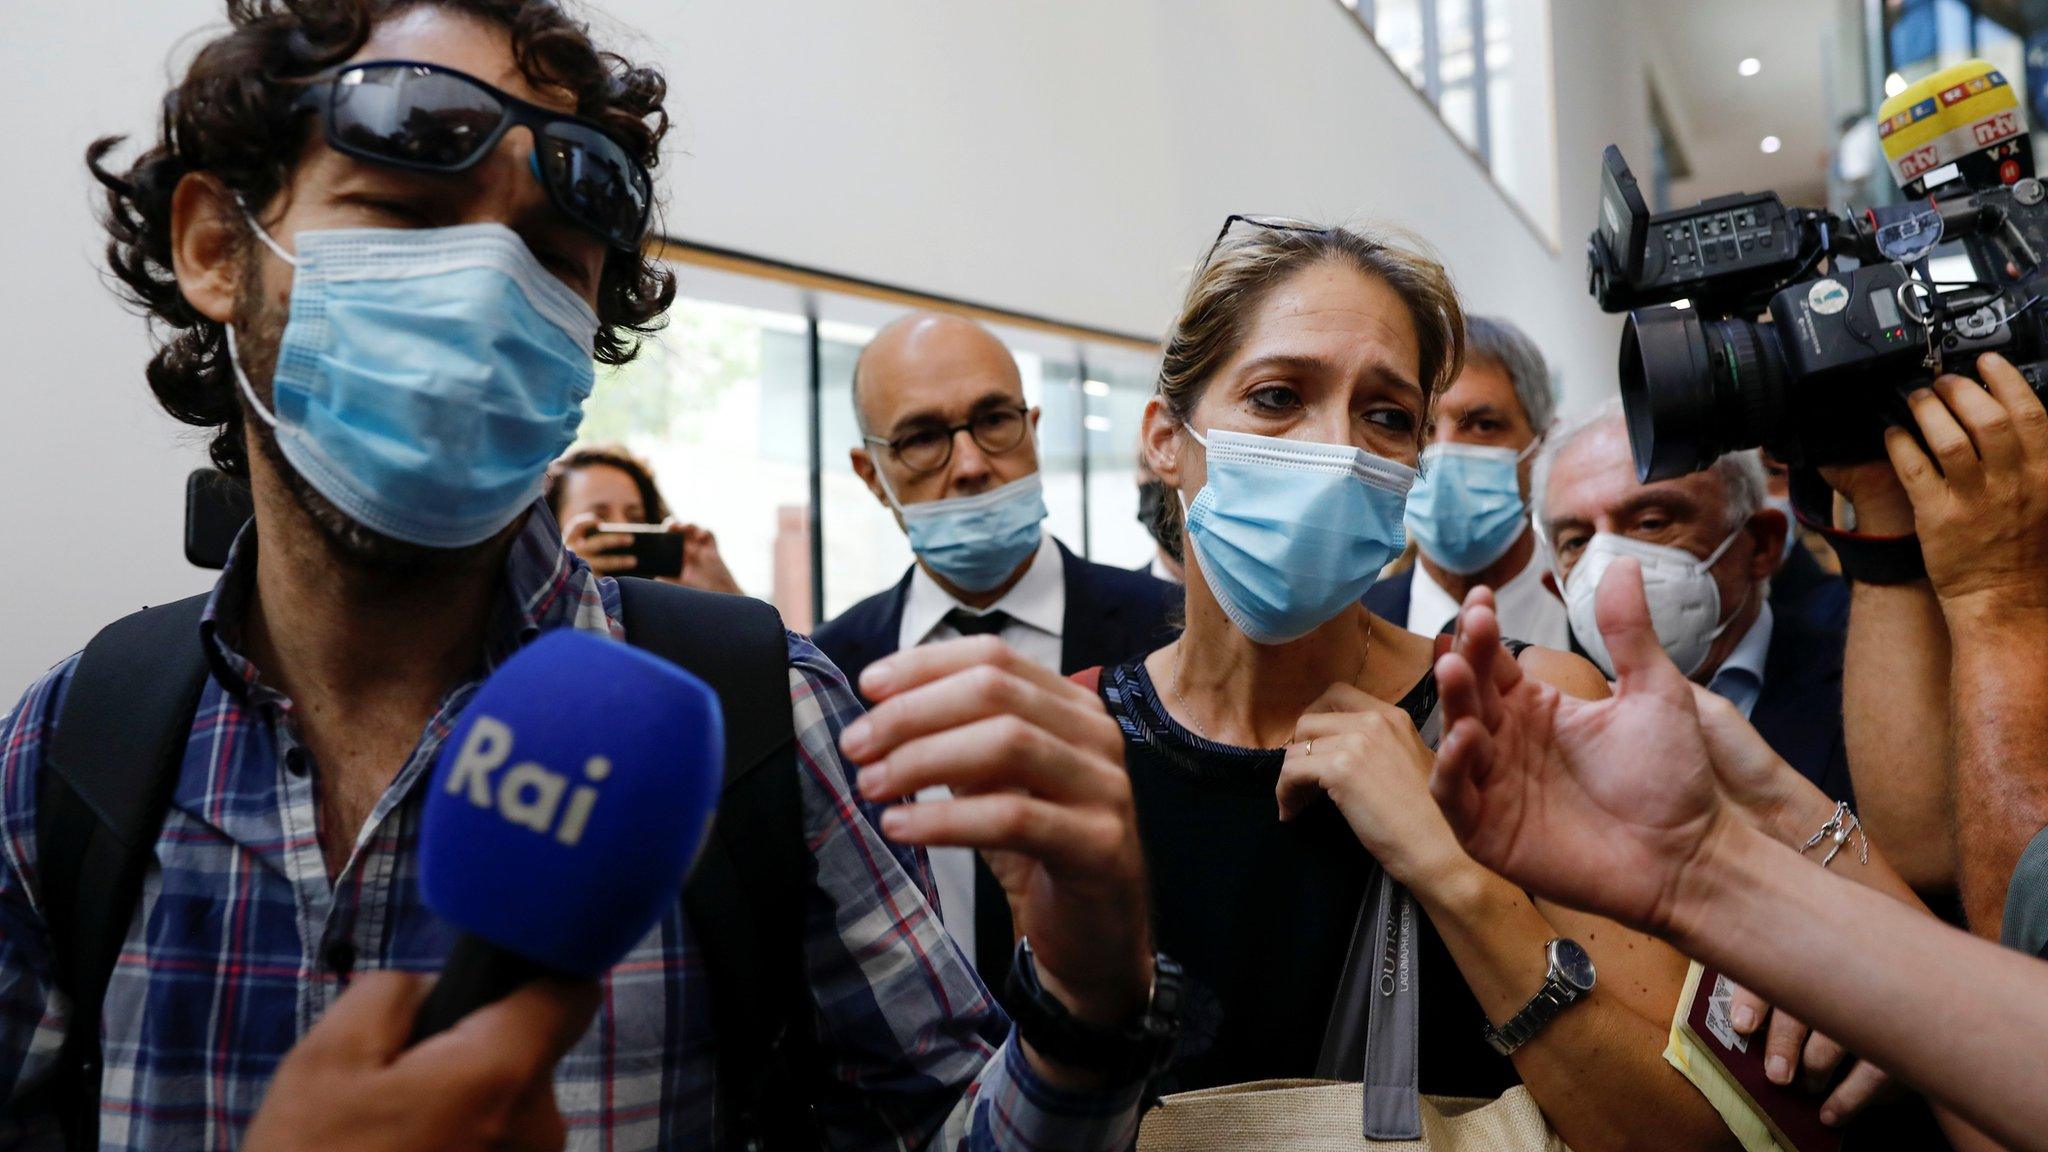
[34,578,818,1150]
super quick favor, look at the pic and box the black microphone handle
[408,934,571,1045]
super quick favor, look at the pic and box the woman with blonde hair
[1101,216,1734,1150]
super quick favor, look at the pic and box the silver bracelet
[1798,801,1869,868]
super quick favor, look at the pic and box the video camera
[1587,59,2048,481]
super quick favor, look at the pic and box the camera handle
[1787,468,1928,585]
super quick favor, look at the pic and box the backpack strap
[37,593,212,1151]
[614,578,815,1150]
[36,580,811,1151]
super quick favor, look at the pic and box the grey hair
[1465,315,1558,434]
[1531,399,1767,533]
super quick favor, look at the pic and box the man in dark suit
[1532,401,1852,802]
[816,311,1179,984]
[1773,537,1850,633]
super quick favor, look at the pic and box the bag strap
[614,578,815,1149]
[37,593,212,1151]
[1317,635,1534,1140]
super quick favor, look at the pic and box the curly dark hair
[86,0,676,477]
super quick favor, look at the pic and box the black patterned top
[1097,656,1520,1098]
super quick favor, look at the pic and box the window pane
[1436,0,1481,149]
[816,318,911,623]
[1027,351,1088,558]
[1081,357,1164,571]
[1488,0,1558,235]
[1484,0,1515,176]
[1371,0,1430,89]
[1888,0,1976,81]
[580,296,815,629]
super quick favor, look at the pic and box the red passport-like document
[1663,962,1843,1152]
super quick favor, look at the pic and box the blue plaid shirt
[0,506,1143,1150]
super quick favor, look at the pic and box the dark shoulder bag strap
[36,593,212,1151]
[613,578,814,1150]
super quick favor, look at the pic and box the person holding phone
[545,444,743,595]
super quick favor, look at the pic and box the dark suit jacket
[1362,566,1415,628]
[1750,611,1856,806]
[814,539,1182,705]
[1772,543,1850,635]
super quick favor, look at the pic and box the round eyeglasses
[865,405,1031,475]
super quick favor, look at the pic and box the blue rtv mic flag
[411,627,722,1037]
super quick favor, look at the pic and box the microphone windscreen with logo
[419,628,723,978]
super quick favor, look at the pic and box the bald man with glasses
[816,312,1179,987]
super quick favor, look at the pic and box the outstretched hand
[1428,561,1732,935]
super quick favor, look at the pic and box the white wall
[0,0,1653,694]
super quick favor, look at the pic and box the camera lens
[1618,307,1787,481]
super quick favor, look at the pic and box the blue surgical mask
[229,219,599,549]
[887,472,1048,593]
[1404,441,1536,575]
[1183,427,1417,645]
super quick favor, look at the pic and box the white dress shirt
[1404,537,1572,651]
[897,533,1067,970]
[1705,602,1774,719]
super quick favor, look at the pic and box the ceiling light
[1885,71,1908,97]
[1738,57,1762,77]
[1760,135,1782,154]
[1082,379,1111,397]
[1084,414,1113,432]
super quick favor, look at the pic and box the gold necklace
[1170,618,1374,748]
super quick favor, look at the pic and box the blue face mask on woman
[229,218,599,549]
[1403,441,1537,575]
[1183,427,1417,645]
[887,472,1049,593]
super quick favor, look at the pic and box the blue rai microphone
[409,628,722,1042]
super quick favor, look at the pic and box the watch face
[1551,939,1596,991]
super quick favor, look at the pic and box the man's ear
[850,446,889,507]
[1747,506,1789,580]
[169,173,249,325]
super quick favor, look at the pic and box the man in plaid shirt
[0,2,1161,1148]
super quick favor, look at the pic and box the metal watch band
[1484,979,1581,1056]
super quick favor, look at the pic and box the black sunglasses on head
[1198,213,1332,272]
[291,59,654,250]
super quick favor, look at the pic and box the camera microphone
[408,628,723,1043]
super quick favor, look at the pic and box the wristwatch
[1482,938,1596,1056]
[1004,937,1184,1083]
